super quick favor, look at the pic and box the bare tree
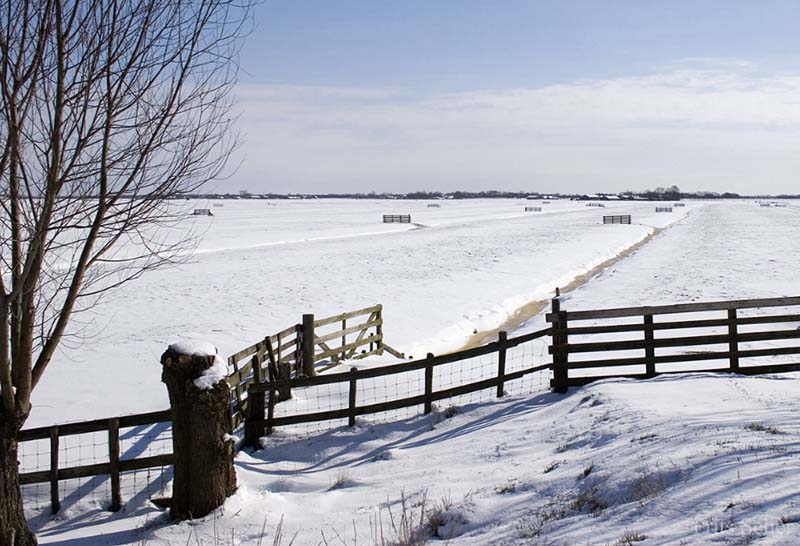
[0,1,249,543]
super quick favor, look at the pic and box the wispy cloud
[229,60,800,194]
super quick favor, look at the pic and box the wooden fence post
[302,313,316,377]
[293,324,302,376]
[376,305,384,353]
[266,383,276,436]
[50,426,60,515]
[728,308,739,371]
[348,367,358,427]
[497,331,507,398]
[644,314,655,377]
[424,353,434,413]
[266,337,291,401]
[341,318,347,361]
[108,418,121,511]
[551,298,569,393]
[244,355,265,449]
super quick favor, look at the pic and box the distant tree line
[181,186,800,201]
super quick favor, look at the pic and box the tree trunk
[161,346,236,521]
[0,417,38,546]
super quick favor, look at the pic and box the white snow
[193,355,229,390]
[29,373,800,545]
[168,340,218,357]
[20,199,800,546]
[30,198,695,428]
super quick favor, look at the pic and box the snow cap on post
[162,339,227,391]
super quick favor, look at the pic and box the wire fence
[19,413,173,516]
[253,328,554,439]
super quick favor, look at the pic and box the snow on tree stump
[161,341,237,521]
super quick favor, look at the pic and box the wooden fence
[20,294,800,514]
[244,294,800,440]
[226,304,404,429]
[525,207,542,212]
[547,295,800,392]
[242,327,553,444]
[603,215,631,224]
[383,214,411,223]
[655,207,673,213]
[19,409,172,514]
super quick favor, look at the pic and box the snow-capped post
[302,313,316,377]
[161,341,237,521]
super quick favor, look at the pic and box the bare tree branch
[0,0,250,426]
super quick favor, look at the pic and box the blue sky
[228,1,800,194]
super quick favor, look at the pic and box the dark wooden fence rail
[18,409,173,515]
[603,215,632,224]
[383,214,411,223]
[547,295,800,392]
[243,327,553,445]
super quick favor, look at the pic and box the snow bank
[33,372,800,545]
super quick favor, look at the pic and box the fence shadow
[238,389,570,479]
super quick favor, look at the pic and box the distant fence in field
[655,207,673,213]
[603,215,631,224]
[674,203,685,207]
[427,203,441,208]
[383,214,411,223]
[525,206,542,212]
[20,295,800,514]
[586,203,606,208]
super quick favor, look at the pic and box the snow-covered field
[24,199,800,545]
[33,198,691,428]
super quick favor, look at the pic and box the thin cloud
[230,60,800,194]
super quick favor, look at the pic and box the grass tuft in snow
[606,529,647,545]
[542,461,559,474]
[364,490,474,545]
[515,501,573,539]
[571,479,608,514]
[329,470,352,491]
[744,423,787,435]
[369,491,429,546]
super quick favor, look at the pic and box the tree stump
[161,341,236,521]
